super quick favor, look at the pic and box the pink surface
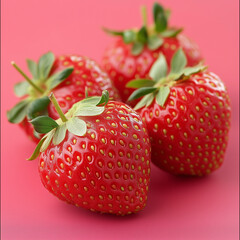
[1,0,239,239]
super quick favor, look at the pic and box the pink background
[1,0,239,239]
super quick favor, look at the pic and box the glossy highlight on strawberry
[29,91,151,215]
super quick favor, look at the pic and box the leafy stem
[28,91,110,160]
[103,3,182,55]
[11,61,44,94]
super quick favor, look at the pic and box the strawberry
[7,52,120,142]
[128,49,231,176]
[101,3,202,104]
[28,91,151,215]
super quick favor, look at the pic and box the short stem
[85,87,89,98]
[141,5,148,29]
[11,61,44,94]
[49,93,68,122]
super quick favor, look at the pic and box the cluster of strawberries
[7,3,231,216]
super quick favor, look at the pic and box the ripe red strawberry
[128,49,231,176]
[29,91,151,215]
[102,3,202,104]
[7,52,120,142]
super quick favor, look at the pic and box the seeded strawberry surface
[48,55,121,119]
[102,35,202,104]
[38,101,151,215]
[139,72,231,176]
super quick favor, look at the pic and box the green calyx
[28,90,110,160]
[127,48,207,110]
[7,52,74,125]
[103,3,182,56]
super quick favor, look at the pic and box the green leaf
[102,27,123,36]
[170,48,187,74]
[27,136,46,160]
[131,42,144,56]
[67,96,101,118]
[66,95,107,119]
[26,59,38,79]
[149,54,168,81]
[146,93,155,107]
[74,105,105,116]
[126,79,154,88]
[128,87,157,101]
[156,86,170,107]
[52,124,67,145]
[76,96,101,106]
[30,116,58,134]
[123,30,136,43]
[134,94,152,110]
[171,65,207,81]
[97,90,109,106]
[153,3,168,33]
[147,35,164,50]
[182,65,207,76]
[33,130,41,139]
[161,28,183,38]
[66,117,87,136]
[48,66,74,88]
[40,130,55,152]
[27,96,50,119]
[47,67,74,89]
[14,81,29,97]
[7,99,30,123]
[137,26,148,44]
[38,52,55,80]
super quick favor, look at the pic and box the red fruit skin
[102,34,202,104]
[139,72,231,176]
[38,101,151,215]
[48,55,121,119]
[20,55,121,143]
